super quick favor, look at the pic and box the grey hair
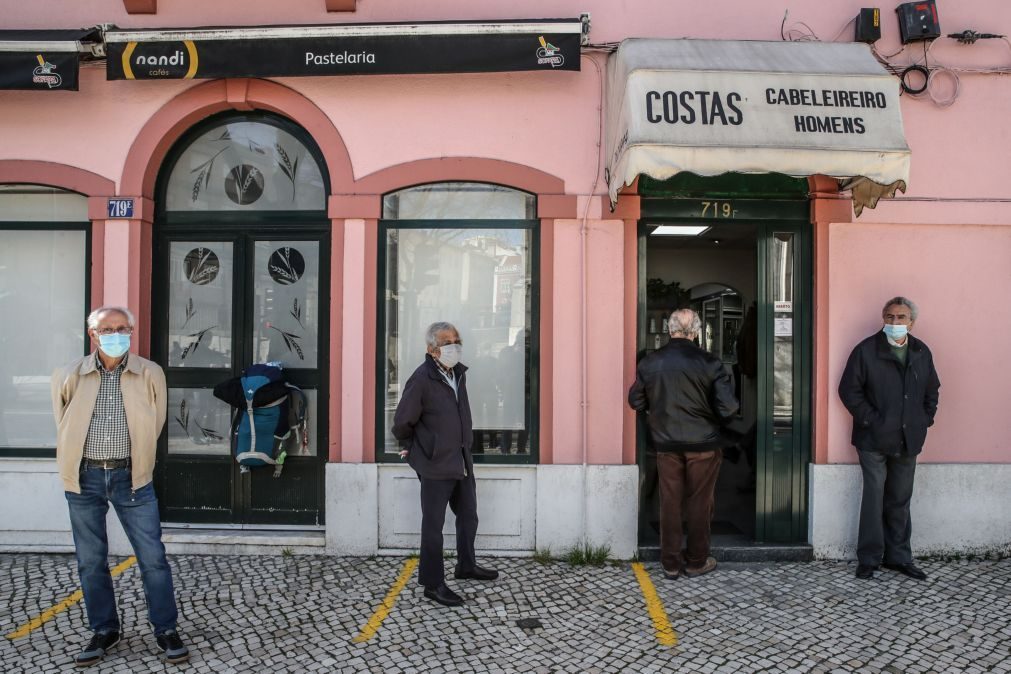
[881,296,918,321]
[87,305,135,330]
[425,321,458,348]
[668,308,702,337]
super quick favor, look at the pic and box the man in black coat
[628,309,739,579]
[392,321,499,607]
[839,296,941,581]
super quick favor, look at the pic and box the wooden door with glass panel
[157,236,325,524]
[152,113,330,525]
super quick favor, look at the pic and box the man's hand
[399,450,409,459]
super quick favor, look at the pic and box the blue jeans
[65,466,178,634]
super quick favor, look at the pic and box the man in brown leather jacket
[628,308,739,580]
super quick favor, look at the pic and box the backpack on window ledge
[212,362,308,477]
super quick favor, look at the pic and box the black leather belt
[82,457,131,469]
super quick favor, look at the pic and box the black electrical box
[855,8,881,43]
[896,1,941,43]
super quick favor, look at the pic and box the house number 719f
[700,201,736,218]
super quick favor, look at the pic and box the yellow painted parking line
[631,562,678,647]
[6,556,137,640]
[353,557,419,644]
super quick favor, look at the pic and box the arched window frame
[157,111,329,224]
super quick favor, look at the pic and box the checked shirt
[83,353,132,460]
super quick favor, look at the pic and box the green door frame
[755,220,812,543]
[636,191,812,544]
[152,224,330,525]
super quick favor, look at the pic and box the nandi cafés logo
[536,36,564,68]
[121,40,199,79]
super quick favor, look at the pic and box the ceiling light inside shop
[651,225,711,236]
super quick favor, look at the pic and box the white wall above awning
[605,39,911,213]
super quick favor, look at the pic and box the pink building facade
[1,0,1008,559]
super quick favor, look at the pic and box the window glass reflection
[382,227,532,457]
[165,121,325,212]
[772,233,794,420]
[168,242,233,368]
[383,182,535,220]
[0,229,86,448]
[252,241,319,369]
[167,388,231,456]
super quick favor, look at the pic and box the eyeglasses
[437,339,462,347]
[95,327,133,336]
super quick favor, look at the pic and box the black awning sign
[0,51,79,90]
[106,21,582,80]
[0,29,100,91]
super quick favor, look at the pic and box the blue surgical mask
[98,333,131,358]
[882,324,908,341]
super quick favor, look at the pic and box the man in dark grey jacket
[392,322,499,607]
[839,296,940,581]
[628,309,739,580]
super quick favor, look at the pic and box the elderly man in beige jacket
[51,305,189,667]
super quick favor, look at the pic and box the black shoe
[855,564,876,580]
[883,562,927,581]
[155,630,190,664]
[75,631,120,667]
[424,583,464,607]
[454,564,499,581]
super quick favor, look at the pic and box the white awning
[605,39,911,214]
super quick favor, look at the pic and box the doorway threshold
[638,534,813,563]
[160,526,325,555]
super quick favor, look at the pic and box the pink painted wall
[3,0,1011,467]
[282,67,602,185]
[550,210,628,465]
[827,222,1011,463]
[583,216,629,465]
[551,219,583,464]
[340,219,368,463]
[4,1,1010,206]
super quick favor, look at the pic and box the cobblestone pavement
[2,554,1010,673]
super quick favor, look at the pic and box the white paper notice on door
[775,317,793,337]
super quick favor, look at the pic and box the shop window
[0,186,89,457]
[163,119,325,212]
[379,183,539,464]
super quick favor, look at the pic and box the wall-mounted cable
[899,64,930,95]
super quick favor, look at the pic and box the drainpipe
[580,52,605,545]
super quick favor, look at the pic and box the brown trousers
[656,450,723,571]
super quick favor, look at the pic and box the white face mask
[437,344,462,369]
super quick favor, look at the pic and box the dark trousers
[418,470,479,589]
[857,450,917,567]
[656,450,723,571]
